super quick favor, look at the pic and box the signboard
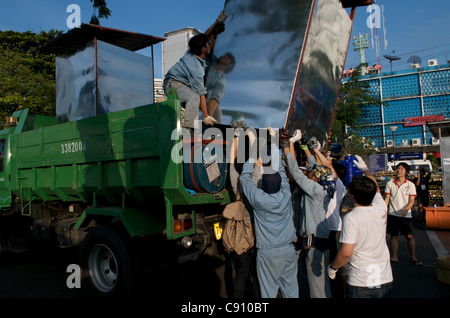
[387,153,424,160]
[369,154,387,174]
[404,115,444,127]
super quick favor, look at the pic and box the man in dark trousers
[328,156,393,298]
[415,167,431,226]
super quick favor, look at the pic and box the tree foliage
[332,65,383,139]
[426,153,439,172]
[0,1,113,125]
[341,134,379,158]
[90,0,112,25]
[0,29,63,123]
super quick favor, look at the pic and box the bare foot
[411,259,423,266]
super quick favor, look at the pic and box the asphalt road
[1,214,449,299]
[0,243,232,298]
[0,246,85,298]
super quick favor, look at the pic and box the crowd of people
[161,10,424,299]
[225,126,425,299]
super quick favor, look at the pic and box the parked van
[387,159,433,175]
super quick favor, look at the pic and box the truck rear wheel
[80,225,134,298]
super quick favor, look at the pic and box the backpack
[222,200,254,255]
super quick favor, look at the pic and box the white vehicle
[387,159,433,175]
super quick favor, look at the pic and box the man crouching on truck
[239,129,298,298]
[163,11,228,132]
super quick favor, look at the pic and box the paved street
[0,213,449,298]
[387,215,450,298]
[0,242,230,298]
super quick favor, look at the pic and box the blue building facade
[342,63,450,150]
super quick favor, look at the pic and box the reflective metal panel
[56,41,96,123]
[97,40,154,115]
[440,135,450,205]
[211,0,314,129]
[287,0,352,147]
[56,40,154,123]
[211,0,352,147]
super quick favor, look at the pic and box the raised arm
[204,11,228,54]
[313,148,336,178]
[353,155,380,194]
[415,170,421,187]
[204,10,228,36]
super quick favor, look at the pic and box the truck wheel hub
[89,244,118,292]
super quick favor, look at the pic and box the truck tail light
[173,220,183,234]
[183,217,193,231]
[173,217,193,234]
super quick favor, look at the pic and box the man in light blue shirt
[240,132,297,298]
[164,11,228,130]
[164,33,215,129]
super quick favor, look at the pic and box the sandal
[411,260,423,266]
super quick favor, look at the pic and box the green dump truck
[0,91,232,297]
[0,24,238,297]
[1,0,372,297]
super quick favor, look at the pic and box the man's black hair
[224,52,236,74]
[396,162,411,174]
[189,33,209,56]
[347,175,377,206]
[331,160,347,184]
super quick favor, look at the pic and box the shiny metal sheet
[56,40,154,123]
[56,41,96,123]
[287,0,353,147]
[441,136,450,205]
[211,0,352,147]
[211,0,314,129]
[97,40,154,115]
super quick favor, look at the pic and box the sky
[1,0,450,78]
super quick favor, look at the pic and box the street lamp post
[388,126,398,170]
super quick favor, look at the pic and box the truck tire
[79,225,134,298]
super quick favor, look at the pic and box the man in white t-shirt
[384,163,422,266]
[328,156,393,298]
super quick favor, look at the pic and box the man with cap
[239,129,298,298]
[282,129,333,298]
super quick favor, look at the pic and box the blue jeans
[346,281,394,298]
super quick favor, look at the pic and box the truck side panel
[3,95,231,240]
[11,103,162,206]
